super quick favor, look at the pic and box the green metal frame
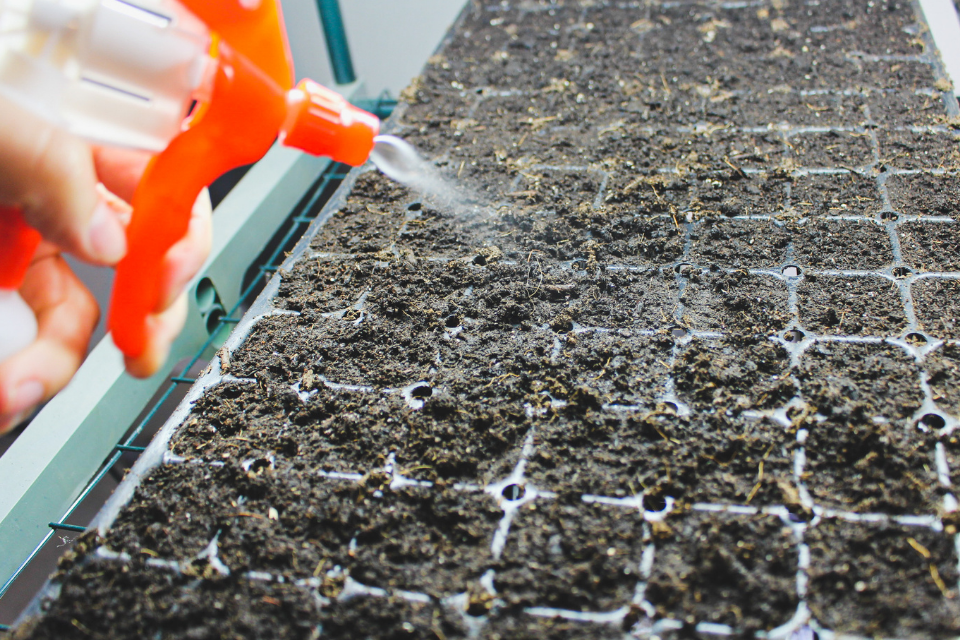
[316,0,357,85]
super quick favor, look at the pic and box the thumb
[0,96,127,265]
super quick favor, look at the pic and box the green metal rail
[316,0,357,85]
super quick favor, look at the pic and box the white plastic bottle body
[0,0,214,152]
[0,289,38,362]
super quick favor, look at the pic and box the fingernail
[88,199,127,263]
[9,380,44,416]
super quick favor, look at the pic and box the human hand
[0,97,213,434]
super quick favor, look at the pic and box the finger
[0,96,127,265]
[96,183,134,227]
[157,188,213,310]
[93,146,152,204]
[124,293,188,379]
[0,250,99,433]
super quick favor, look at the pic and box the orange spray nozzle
[281,79,380,166]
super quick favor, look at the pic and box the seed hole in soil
[674,262,693,275]
[444,314,461,328]
[784,329,806,343]
[663,401,679,413]
[918,413,946,430]
[892,266,911,278]
[785,505,813,523]
[670,326,688,339]
[782,265,802,277]
[880,210,899,221]
[904,332,928,346]
[410,383,433,399]
[244,458,272,474]
[642,493,668,512]
[407,202,422,211]
[502,484,525,501]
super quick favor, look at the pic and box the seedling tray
[11,1,960,638]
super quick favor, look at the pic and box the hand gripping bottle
[0,0,379,359]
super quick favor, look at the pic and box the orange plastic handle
[0,206,42,291]
[108,33,290,357]
[179,0,294,91]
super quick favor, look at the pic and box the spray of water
[369,135,486,218]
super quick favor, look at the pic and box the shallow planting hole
[642,493,668,512]
[785,505,813,524]
[663,401,679,413]
[918,413,946,430]
[502,484,525,501]
[784,329,806,343]
[674,262,693,275]
[444,314,461,328]
[782,265,802,277]
[410,383,433,399]
[904,332,928,346]
[407,202,422,211]
[880,210,898,221]
[892,266,911,278]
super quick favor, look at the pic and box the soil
[790,220,894,270]
[797,274,907,336]
[13,0,960,638]
[526,410,797,506]
[687,218,790,269]
[877,129,960,171]
[790,130,875,169]
[791,171,882,218]
[495,498,645,611]
[680,270,792,334]
[899,222,960,272]
[913,279,960,339]
[926,342,960,416]
[644,512,799,633]
[796,341,924,423]
[886,172,960,219]
[806,520,960,638]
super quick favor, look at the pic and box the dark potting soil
[913,278,960,339]
[899,221,960,272]
[927,342,960,416]
[15,0,960,638]
[797,274,907,336]
[805,520,960,638]
[887,172,960,219]
[644,512,799,633]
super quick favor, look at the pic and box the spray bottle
[0,0,381,360]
